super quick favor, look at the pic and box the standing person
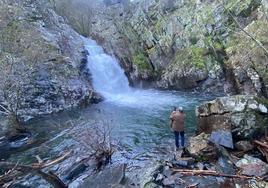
[170,107,185,150]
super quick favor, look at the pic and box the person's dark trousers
[174,131,185,148]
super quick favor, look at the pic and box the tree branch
[0,104,11,114]
[0,151,71,187]
[172,169,263,180]
[222,3,268,57]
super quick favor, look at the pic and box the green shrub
[132,52,151,72]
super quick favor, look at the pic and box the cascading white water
[84,38,131,97]
[84,38,191,109]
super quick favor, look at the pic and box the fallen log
[37,170,67,188]
[0,151,71,188]
[254,140,268,150]
[257,146,268,160]
[254,140,268,161]
[172,169,263,180]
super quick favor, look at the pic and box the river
[3,37,218,186]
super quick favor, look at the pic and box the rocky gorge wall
[70,0,268,141]
[57,0,268,96]
[1,0,268,121]
[0,0,100,122]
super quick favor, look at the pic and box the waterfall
[84,37,185,109]
[84,38,131,100]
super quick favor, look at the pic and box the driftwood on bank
[0,151,71,188]
[254,140,268,150]
[172,169,263,180]
[254,139,268,161]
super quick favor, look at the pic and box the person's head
[173,107,177,111]
[178,106,183,113]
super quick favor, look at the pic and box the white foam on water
[84,38,187,109]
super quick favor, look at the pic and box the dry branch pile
[254,137,268,162]
[71,120,116,170]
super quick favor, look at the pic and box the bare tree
[0,55,30,127]
[71,120,116,170]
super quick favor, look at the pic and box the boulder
[235,155,268,177]
[155,173,164,182]
[196,95,268,140]
[235,141,254,152]
[64,161,88,181]
[209,130,234,149]
[162,173,182,186]
[135,162,163,188]
[197,115,231,133]
[143,182,161,188]
[187,133,209,156]
[162,166,173,178]
[249,180,268,188]
[174,175,222,188]
[78,164,126,188]
[216,157,235,175]
[174,150,183,160]
[173,157,195,168]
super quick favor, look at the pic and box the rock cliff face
[1,0,268,120]
[0,0,100,121]
[61,0,267,95]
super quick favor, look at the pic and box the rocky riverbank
[0,0,101,124]
[140,95,268,188]
[0,0,268,187]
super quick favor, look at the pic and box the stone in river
[209,130,234,149]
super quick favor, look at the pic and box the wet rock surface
[235,155,268,177]
[196,95,268,140]
[209,130,233,149]
[141,139,268,188]
[0,0,268,187]
[0,0,100,122]
[54,0,268,97]
[235,141,254,152]
[78,164,126,188]
[187,133,209,156]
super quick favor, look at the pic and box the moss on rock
[173,46,207,70]
[132,52,151,72]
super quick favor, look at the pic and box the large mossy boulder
[196,95,268,140]
[225,19,268,96]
